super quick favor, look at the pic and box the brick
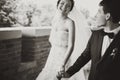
[0,38,21,78]
[0,42,6,49]
[18,61,37,72]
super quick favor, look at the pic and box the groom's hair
[57,0,74,11]
[99,0,120,23]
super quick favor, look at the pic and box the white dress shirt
[101,26,120,57]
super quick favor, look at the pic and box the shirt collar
[104,26,120,35]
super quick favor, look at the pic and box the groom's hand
[63,72,71,78]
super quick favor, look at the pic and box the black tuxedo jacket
[66,29,120,80]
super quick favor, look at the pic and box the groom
[57,0,120,80]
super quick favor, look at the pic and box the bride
[36,0,91,80]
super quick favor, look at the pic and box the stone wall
[0,27,51,80]
[20,36,50,80]
[0,30,22,80]
[21,27,51,80]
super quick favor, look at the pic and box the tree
[0,0,17,27]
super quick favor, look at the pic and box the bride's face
[58,0,72,14]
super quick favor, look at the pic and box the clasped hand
[57,66,65,80]
[56,66,70,80]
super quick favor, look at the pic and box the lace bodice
[49,29,68,47]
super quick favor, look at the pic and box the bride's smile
[58,0,72,15]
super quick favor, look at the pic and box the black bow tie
[102,31,115,39]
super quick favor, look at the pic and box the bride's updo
[57,0,74,11]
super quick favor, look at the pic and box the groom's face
[94,6,107,27]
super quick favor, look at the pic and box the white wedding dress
[36,7,91,80]
[36,20,71,80]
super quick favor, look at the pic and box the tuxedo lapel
[99,31,120,62]
[96,31,104,60]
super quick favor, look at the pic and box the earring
[118,21,120,24]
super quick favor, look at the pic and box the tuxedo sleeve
[66,33,93,77]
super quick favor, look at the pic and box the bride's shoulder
[67,17,74,23]
[66,18,75,28]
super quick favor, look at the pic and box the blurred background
[0,0,101,27]
[0,0,101,80]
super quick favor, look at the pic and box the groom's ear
[105,13,111,20]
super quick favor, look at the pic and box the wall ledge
[0,27,51,40]
[21,27,51,37]
[0,28,21,40]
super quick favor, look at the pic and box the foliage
[0,0,17,27]
[13,0,56,27]
[0,0,56,27]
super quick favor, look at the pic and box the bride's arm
[49,15,56,44]
[62,20,75,67]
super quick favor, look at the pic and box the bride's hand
[59,66,71,78]
[56,66,65,79]
[60,65,65,73]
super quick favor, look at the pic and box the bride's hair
[57,0,74,11]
